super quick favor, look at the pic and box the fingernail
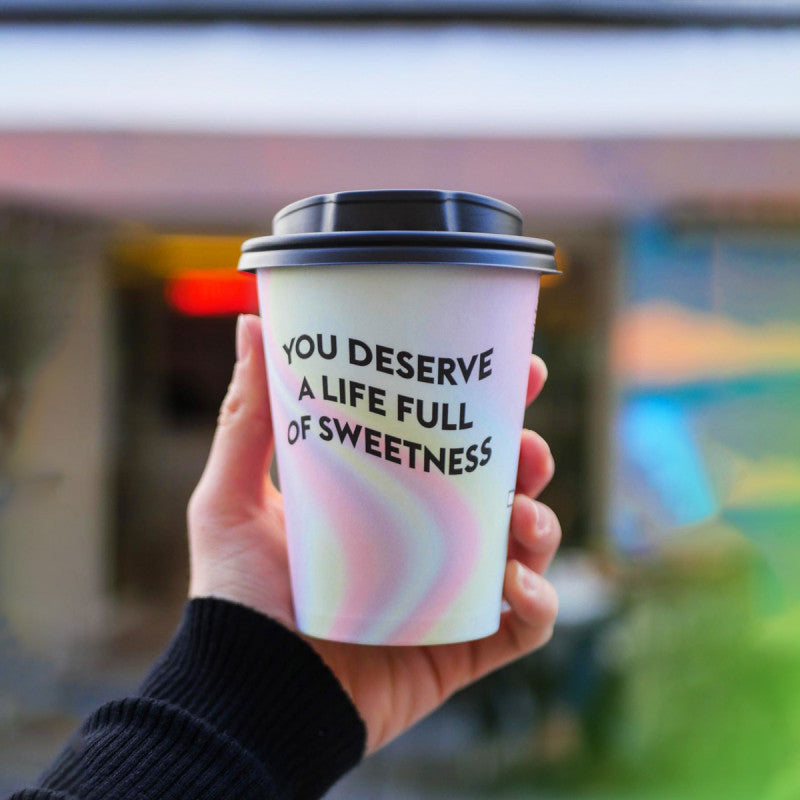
[534,502,550,534]
[537,355,548,383]
[235,314,250,361]
[517,563,538,595]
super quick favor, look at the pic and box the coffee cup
[239,190,557,645]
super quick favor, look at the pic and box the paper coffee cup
[239,191,557,645]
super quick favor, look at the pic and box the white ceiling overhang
[1,26,800,136]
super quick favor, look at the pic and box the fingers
[458,406,559,678]
[519,354,552,500]
[501,560,559,650]
[467,355,556,675]
[516,429,554,498]
[465,561,558,680]
[525,355,548,407]
[193,314,274,512]
[507,496,561,575]
[456,498,560,683]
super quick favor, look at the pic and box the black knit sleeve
[7,598,366,800]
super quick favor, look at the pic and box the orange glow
[165,269,258,316]
[612,301,800,385]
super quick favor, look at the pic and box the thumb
[196,313,274,511]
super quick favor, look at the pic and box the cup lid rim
[238,231,559,274]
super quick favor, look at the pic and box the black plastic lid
[239,190,558,274]
[273,190,523,236]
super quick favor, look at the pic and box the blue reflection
[619,396,716,528]
[612,216,800,587]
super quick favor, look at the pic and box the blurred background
[2,2,800,798]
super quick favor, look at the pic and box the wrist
[140,597,366,800]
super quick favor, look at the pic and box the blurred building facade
[3,130,799,650]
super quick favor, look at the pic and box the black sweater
[8,598,367,800]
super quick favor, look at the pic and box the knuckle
[216,377,270,433]
[218,382,244,427]
[187,482,227,532]
[186,487,207,528]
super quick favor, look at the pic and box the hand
[188,314,560,754]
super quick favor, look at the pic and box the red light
[165,270,258,316]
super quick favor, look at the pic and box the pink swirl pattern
[257,265,539,644]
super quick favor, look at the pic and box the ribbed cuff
[139,597,367,800]
[37,698,277,800]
